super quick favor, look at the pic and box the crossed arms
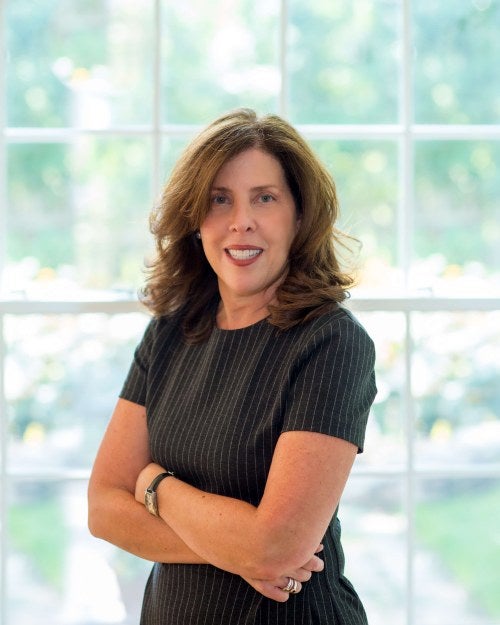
[88,397,357,601]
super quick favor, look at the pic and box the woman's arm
[88,398,321,601]
[135,430,357,581]
[88,397,204,563]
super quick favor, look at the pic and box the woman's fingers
[289,568,312,583]
[300,554,325,573]
[242,577,295,602]
[278,577,303,594]
[242,546,325,601]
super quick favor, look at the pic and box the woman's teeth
[226,249,262,260]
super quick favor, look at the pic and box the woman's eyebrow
[210,185,283,196]
[211,184,280,191]
[251,185,280,192]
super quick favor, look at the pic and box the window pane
[352,312,407,468]
[6,0,154,128]
[412,311,500,468]
[5,313,148,472]
[7,479,150,624]
[342,476,406,625]
[288,0,400,123]
[413,141,500,295]
[414,2,500,124]
[6,138,153,296]
[161,135,198,181]
[161,0,280,124]
[415,477,500,625]
[311,140,400,292]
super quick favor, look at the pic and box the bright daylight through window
[1,1,499,624]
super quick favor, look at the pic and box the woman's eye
[259,194,275,203]
[211,195,228,205]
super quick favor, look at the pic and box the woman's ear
[295,215,302,233]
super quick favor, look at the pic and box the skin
[88,148,358,602]
[200,147,301,329]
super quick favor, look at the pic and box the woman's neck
[216,297,272,330]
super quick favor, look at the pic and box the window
[1,1,499,623]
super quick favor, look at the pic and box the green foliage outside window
[2,1,500,623]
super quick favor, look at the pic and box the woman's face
[200,147,300,308]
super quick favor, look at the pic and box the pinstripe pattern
[120,306,376,624]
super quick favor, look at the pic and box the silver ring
[282,577,300,594]
[289,578,300,594]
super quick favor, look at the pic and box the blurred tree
[6,1,154,291]
[6,0,108,127]
[414,141,500,273]
[162,0,281,123]
[288,0,399,123]
[413,0,500,124]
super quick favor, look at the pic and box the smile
[226,248,262,260]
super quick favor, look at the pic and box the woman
[88,108,377,624]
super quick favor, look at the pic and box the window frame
[1,1,500,624]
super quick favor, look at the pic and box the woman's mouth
[226,248,262,261]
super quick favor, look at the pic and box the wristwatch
[144,471,174,516]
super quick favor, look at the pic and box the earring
[195,231,201,239]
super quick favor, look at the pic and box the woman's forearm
[135,432,355,581]
[136,465,320,580]
[88,484,207,564]
[89,483,315,603]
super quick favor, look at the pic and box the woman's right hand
[242,546,324,601]
[242,576,298,602]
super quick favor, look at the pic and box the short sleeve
[282,316,377,452]
[119,318,156,406]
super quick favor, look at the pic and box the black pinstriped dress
[119,305,377,625]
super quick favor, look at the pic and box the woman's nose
[229,200,256,232]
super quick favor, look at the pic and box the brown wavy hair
[141,108,356,342]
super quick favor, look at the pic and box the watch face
[145,490,158,516]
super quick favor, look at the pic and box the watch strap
[145,471,174,516]
[147,471,174,493]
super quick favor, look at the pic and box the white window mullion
[0,0,9,618]
[400,0,414,295]
[2,297,499,316]
[279,0,289,118]
[152,0,162,196]
[0,314,7,625]
[0,2,6,297]
[405,311,416,625]
[5,126,153,142]
[401,2,415,624]
[413,124,500,140]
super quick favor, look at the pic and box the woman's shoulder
[288,305,375,363]
[299,304,372,340]
[139,311,185,348]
